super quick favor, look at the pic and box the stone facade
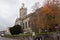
[15,4,32,33]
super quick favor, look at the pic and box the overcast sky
[0,0,44,31]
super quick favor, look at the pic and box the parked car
[1,34,4,37]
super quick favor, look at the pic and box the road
[0,36,16,40]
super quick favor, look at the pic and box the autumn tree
[41,0,60,31]
[32,2,40,12]
[29,13,39,33]
[29,0,60,32]
[29,8,47,33]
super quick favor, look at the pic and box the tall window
[23,23,24,29]
[28,21,30,28]
[25,22,27,28]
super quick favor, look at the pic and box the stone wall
[4,32,60,40]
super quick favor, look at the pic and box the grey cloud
[0,0,19,31]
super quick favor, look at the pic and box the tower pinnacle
[22,3,25,8]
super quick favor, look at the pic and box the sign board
[55,26,59,29]
[55,26,59,30]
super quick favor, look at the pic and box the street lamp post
[55,25,59,40]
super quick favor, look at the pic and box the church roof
[21,7,43,20]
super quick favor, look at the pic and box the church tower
[20,3,27,19]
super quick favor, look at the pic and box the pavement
[0,36,32,40]
[0,36,16,40]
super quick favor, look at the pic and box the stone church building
[15,2,60,33]
[15,4,33,33]
[15,3,44,33]
[15,3,46,33]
